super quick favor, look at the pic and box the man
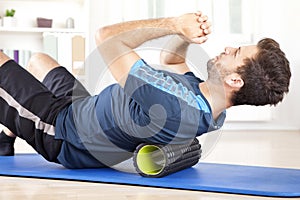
[0,12,291,169]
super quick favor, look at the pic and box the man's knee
[28,53,59,68]
[0,51,11,67]
[27,53,60,81]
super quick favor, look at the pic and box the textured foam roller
[133,138,201,178]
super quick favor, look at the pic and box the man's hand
[160,11,211,74]
[175,11,211,44]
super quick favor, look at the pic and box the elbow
[160,51,169,66]
[160,50,186,66]
[95,26,111,46]
[160,50,175,66]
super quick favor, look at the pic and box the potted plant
[3,9,17,27]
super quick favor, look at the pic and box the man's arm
[95,12,209,87]
[160,36,191,74]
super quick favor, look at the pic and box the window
[229,0,242,34]
[209,0,257,45]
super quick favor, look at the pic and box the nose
[224,47,236,55]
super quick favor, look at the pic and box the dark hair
[231,38,291,106]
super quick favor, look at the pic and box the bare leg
[0,51,11,67]
[26,53,60,82]
[2,126,16,137]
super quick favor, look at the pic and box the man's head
[207,38,291,107]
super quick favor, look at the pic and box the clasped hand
[176,11,211,44]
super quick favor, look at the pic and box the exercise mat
[0,154,300,197]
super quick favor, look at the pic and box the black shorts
[0,60,90,162]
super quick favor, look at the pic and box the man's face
[207,45,259,82]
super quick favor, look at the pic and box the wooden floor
[1,130,300,200]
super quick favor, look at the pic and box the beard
[207,58,216,73]
[206,58,222,82]
[207,59,237,84]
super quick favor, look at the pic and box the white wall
[86,0,300,130]
[274,0,300,130]
[224,0,300,130]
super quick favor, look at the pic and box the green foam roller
[133,138,201,178]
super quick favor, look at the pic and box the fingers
[198,15,208,23]
[195,11,211,36]
[201,21,212,35]
[194,11,202,16]
[194,12,211,44]
[176,11,211,44]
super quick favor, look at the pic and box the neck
[199,81,232,120]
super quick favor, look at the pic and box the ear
[224,73,244,89]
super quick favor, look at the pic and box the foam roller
[133,138,201,178]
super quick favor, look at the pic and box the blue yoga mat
[0,154,300,197]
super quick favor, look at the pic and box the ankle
[0,131,16,142]
[2,127,16,138]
